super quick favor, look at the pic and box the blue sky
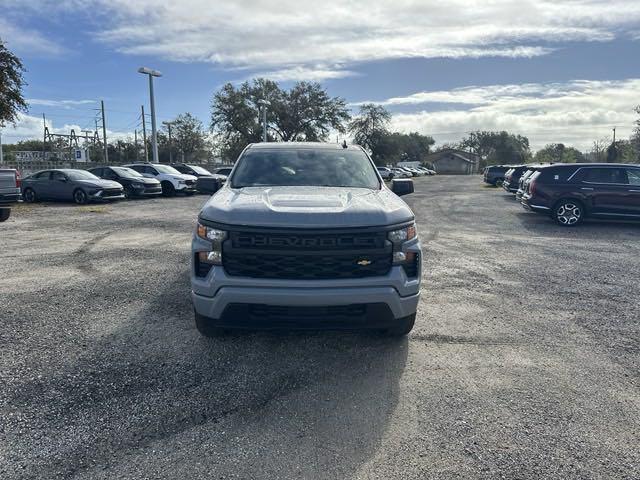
[1,0,640,150]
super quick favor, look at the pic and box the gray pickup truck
[0,169,21,222]
[191,142,422,336]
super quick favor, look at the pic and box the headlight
[178,180,186,184]
[132,183,145,188]
[388,224,417,243]
[195,223,227,268]
[196,223,227,242]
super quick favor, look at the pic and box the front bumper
[191,235,422,328]
[90,190,125,201]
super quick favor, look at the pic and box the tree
[534,143,584,163]
[165,113,209,162]
[348,104,392,163]
[0,39,27,127]
[459,131,530,168]
[211,79,350,161]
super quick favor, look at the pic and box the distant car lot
[1,175,639,479]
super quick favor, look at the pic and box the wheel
[0,208,10,222]
[124,185,135,199]
[194,310,228,337]
[73,189,88,205]
[23,188,37,203]
[386,313,416,336]
[553,199,584,226]
[161,181,175,197]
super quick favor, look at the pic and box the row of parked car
[377,165,436,180]
[490,163,640,226]
[17,163,232,206]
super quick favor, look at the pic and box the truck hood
[199,186,414,228]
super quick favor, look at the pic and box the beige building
[425,149,480,174]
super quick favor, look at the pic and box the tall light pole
[138,67,162,163]
[257,99,270,142]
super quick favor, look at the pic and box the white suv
[125,163,197,196]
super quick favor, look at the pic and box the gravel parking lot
[1,176,639,479]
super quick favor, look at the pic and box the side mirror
[391,179,414,196]
[59,177,68,182]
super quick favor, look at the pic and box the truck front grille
[223,228,392,280]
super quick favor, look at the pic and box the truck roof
[245,142,364,151]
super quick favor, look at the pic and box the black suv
[502,165,528,193]
[521,163,640,225]
[170,163,224,194]
[89,166,162,198]
[483,165,512,186]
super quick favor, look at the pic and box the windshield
[154,164,182,175]
[190,166,212,175]
[231,148,380,189]
[112,167,143,178]
[66,170,100,181]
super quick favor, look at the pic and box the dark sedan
[170,163,224,194]
[21,169,124,204]
[89,166,162,198]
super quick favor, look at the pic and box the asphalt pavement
[1,176,639,479]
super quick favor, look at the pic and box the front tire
[553,199,584,226]
[0,208,10,222]
[386,313,416,336]
[161,181,175,197]
[73,189,88,205]
[124,185,135,199]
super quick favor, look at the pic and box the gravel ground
[1,176,639,479]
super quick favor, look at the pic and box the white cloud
[383,79,640,151]
[250,65,359,82]
[4,1,640,79]
[27,99,97,108]
[0,18,66,55]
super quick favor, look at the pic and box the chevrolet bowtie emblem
[357,259,372,266]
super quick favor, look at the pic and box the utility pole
[42,113,47,162]
[134,130,138,161]
[612,127,616,144]
[163,121,173,163]
[0,130,3,164]
[257,99,270,142]
[141,105,148,162]
[101,100,108,163]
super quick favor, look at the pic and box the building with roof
[425,149,480,174]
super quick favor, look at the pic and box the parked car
[483,165,512,186]
[88,166,162,198]
[214,167,233,177]
[502,165,528,193]
[170,163,225,194]
[0,168,21,222]
[191,142,420,337]
[416,166,434,175]
[124,163,197,196]
[515,166,542,201]
[21,169,124,205]
[392,168,412,179]
[521,163,640,226]
[377,166,395,180]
